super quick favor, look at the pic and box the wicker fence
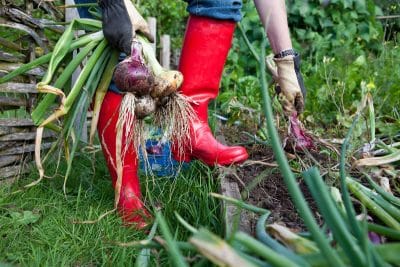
[0,1,173,185]
[0,1,61,184]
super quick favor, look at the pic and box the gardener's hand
[98,0,153,55]
[266,52,306,115]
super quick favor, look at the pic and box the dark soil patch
[230,144,323,234]
[220,124,331,234]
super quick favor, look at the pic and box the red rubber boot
[174,15,248,166]
[97,91,150,228]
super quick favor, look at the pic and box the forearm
[253,0,292,54]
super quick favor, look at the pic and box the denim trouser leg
[184,0,242,22]
[75,0,243,22]
[72,0,97,19]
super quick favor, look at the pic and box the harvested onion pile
[114,37,195,162]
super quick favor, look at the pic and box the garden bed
[219,119,400,243]
[219,124,326,234]
[234,145,320,232]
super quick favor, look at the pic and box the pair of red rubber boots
[97,15,249,228]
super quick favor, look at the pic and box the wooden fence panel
[0,1,56,182]
[0,4,175,183]
[160,34,171,69]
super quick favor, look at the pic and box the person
[81,0,307,228]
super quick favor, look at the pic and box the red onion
[368,232,382,244]
[146,144,163,155]
[113,40,154,95]
[288,112,315,151]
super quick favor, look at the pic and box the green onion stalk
[363,173,400,208]
[134,222,158,267]
[256,213,309,266]
[189,228,257,267]
[234,231,299,267]
[355,180,400,222]
[336,98,387,266]
[155,211,188,267]
[303,168,366,266]
[238,23,345,267]
[367,223,400,240]
[0,18,115,184]
[210,193,269,215]
[303,243,400,267]
[0,31,104,85]
[347,178,400,231]
[266,223,319,255]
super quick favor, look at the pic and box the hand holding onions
[98,0,154,55]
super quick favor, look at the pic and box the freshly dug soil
[220,124,328,234]
[236,145,323,233]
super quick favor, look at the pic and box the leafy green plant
[218,0,399,136]
[134,0,188,49]
[376,0,400,40]
[288,0,383,56]
[303,44,400,129]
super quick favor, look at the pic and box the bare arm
[253,0,307,115]
[253,0,293,54]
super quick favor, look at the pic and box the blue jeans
[74,0,96,19]
[184,0,242,22]
[74,0,243,22]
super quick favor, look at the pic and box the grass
[0,146,222,266]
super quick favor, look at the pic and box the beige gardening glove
[266,52,306,115]
[99,0,154,55]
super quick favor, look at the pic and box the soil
[217,121,400,242]
[220,124,330,234]
[238,145,324,232]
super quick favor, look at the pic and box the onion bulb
[134,95,156,119]
[151,70,183,98]
[138,36,183,99]
[287,112,315,151]
[113,40,154,95]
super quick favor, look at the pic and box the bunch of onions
[114,36,195,163]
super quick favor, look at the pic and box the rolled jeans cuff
[184,0,242,22]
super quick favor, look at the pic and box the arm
[254,0,306,115]
[253,0,292,54]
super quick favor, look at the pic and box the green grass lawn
[0,150,222,266]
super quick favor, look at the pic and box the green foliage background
[216,0,399,138]
[2,0,398,137]
[135,0,188,49]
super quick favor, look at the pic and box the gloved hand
[266,52,306,115]
[98,0,153,55]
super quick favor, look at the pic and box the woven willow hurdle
[0,1,173,185]
[0,0,63,184]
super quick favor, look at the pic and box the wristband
[274,49,298,59]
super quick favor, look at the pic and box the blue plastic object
[139,140,187,177]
